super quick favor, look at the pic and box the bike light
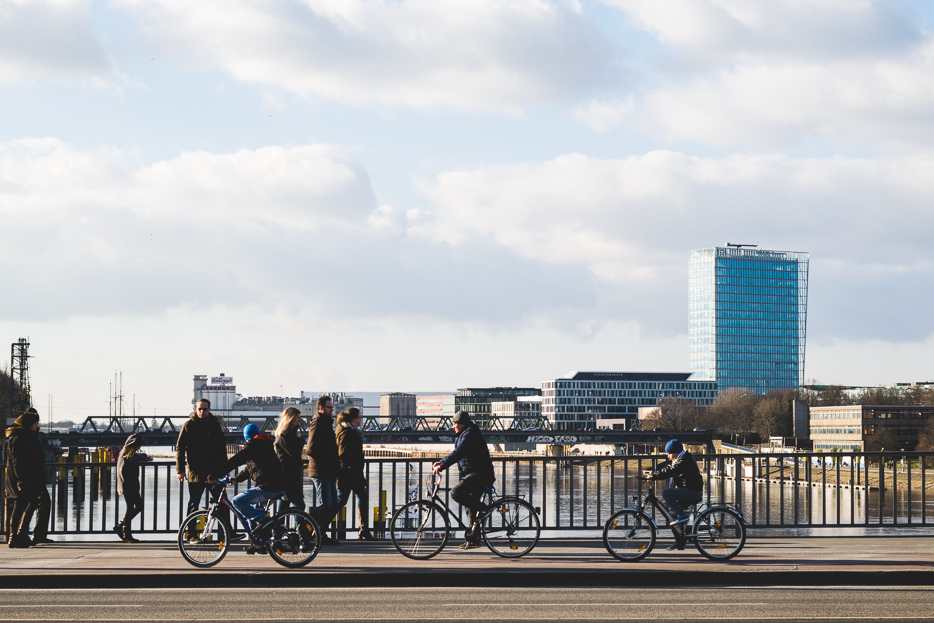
[535,507,541,514]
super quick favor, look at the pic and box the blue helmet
[665,439,684,454]
[243,423,260,441]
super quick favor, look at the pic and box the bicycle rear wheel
[389,500,450,560]
[692,506,746,561]
[482,498,540,558]
[266,509,321,568]
[178,509,230,568]
[603,509,656,562]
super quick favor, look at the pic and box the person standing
[432,411,495,549]
[304,395,339,545]
[113,434,149,543]
[5,408,53,548]
[333,408,374,541]
[175,399,238,536]
[274,407,305,510]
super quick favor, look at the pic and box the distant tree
[704,388,759,445]
[864,426,898,452]
[640,398,702,432]
[916,418,934,453]
[857,386,908,406]
[807,385,854,407]
[753,389,794,439]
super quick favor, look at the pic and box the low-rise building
[809,404,934,451]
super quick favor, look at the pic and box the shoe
[669,514,689,526]
[358,527,375,541]
[112,524,124,540]
[320,535,339,546]
[32,536,55,544]
[122,530,140,544]
[458,540,482,550]
[187,535,202,544]
[666,542,686,551]
[8,535,31,549]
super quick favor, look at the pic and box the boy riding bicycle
[645,439,703,550]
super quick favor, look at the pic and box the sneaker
[669,514,689,526]
[32,536,55,545]
[458,540,482,550]
[666,542,686,551]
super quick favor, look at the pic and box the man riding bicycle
[646,439,703,550]
[432,411,495,550]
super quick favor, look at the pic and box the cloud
[417,150,934,341]
[113,0,614,112]
[0,0,115,84]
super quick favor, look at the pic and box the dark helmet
[665,439,684,454]
[243,423,260,441]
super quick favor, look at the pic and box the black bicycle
[390,473,541,560]
[603,476,746,562]
[178,477,321,568]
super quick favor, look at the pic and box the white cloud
[113,0,614,112]
[0,0,115,84]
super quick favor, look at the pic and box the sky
[2,0,934,422]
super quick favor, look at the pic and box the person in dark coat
[274,407,305,510]
[303,395,339,545]
[113,434,149,543]
[432,411,495,549]
[332,408,374,541]
[176,399,229,515]
[209,424,287,530]
[647,439,703,551]
[5,408,52,548]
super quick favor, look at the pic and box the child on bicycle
[646,439,703,550]
[208,424,287,534]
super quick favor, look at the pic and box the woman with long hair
[333,407,374,541]
[114,433,148,543]
[274,406,305,510]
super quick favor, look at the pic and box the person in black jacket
[5,408,52,548]
[432,411,495,549]
[209,424,287,531]
[332,408,374,541]
[304,395,339,545]
[647,439,703,550]
[176,399,228,515]
[113,434,149,543]
[274,407,305,510]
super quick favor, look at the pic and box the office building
[809,404,934,451]
[541,371,717,431]
[689,245,809,394]
[443,387,541,426]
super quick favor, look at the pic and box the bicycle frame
[420,475,494,532]
[202,483,280,545]
[627,480,743,542]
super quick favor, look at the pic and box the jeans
[309,477,337,527]
[232,488,285,525]
[662,487,703,517]
[333,482,369,528]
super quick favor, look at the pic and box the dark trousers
[662,487,702,517]
[121,489,143,527]
[11,487,51,540]
[451,473,495,538]
[187,481,231,527]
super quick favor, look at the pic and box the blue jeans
[333,482,369,528]
[662,487,702,517]
[309,477,337,526]
[232,488,284,525]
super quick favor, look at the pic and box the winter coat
[304,412,338,479]
[651,450,703,492]
[117,444,150,497]
[335,422,366,490]
[175,412,228,482]
[275,430,305,504]
[214,432,287,493]
[438,424,494,479]
[4,424,46,499]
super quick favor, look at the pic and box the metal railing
[2,451,932,537]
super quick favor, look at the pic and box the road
[1,586,933,621]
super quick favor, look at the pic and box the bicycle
[389,473,541,560]
[177,477,321,568]
[603,475,746,562]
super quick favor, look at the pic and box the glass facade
[689,246,809,394]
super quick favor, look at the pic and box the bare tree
[704,387,758,445]
[753,389,794,439]
[640,397,701,432]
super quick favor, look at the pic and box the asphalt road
[1,586,933,621]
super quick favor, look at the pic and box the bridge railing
[2,451,931,537]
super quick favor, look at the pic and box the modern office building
[541,371,717,431]
[689,245,809,394]
[809,404,934,452]
[443,387,541,426]
[491,396,543,429]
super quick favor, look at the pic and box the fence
[3,451,932,537]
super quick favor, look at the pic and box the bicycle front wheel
[603,509,656,562]
[266,509,321,568]
[178,509,230,568]
[389,500,450,560]
[692,506,746,561]
[482,498,540,558]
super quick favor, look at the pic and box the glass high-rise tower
[689,246,809,394]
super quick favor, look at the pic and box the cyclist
[646,439,702,550]
[208,423,287,534]
[432,411,495,550]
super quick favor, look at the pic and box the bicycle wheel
[481,498,540,558]
[692,506,746,561]
[389,500,450,560]
[266,509,321,568]
[603,509,656,562]
[178,509,231,568]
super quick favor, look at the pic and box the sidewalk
[2,536,933,588]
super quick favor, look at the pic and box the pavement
[2,535,933,589]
